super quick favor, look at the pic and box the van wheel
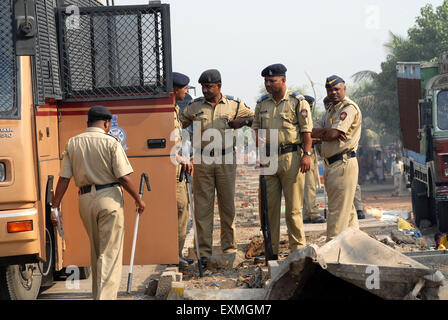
[0,264,42,300]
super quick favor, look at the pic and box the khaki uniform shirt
[60,127,134,187]
[318,97,362,159]
[252,89,313,146]
[180,95,254,150]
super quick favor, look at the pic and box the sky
[113,0,444,110]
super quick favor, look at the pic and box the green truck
[396,53,448,232]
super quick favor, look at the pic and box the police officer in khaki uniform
[51,106,145,300]
[302,95,326,224]
[312,75,362,242]
[252,64,313,257]
[180,69,254,266]
[172,72,194,267]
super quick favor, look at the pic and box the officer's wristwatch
[303,151,312,156]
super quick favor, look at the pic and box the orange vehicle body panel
[0,57,42,259]
[57,97,178,266]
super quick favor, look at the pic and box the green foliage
[352,0,448,143]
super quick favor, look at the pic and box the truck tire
[436,201,448,233]
[0,264,42,300]
[411,179,430,228]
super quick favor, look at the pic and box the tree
[351,0,448,144]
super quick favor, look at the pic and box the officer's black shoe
[183,257,194,265]
[200,256,208,269]
[357,210,366,220]
[178,257,194,267]
[310,216,326,224]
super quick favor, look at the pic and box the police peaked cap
[303,95,315,106]
[172,72,190,87]
[325,75,345,88]
[198,69,221,84]
[88,105,113,122]
[261,64,287,77]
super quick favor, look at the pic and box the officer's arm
[322,128,347,142]
[312,128,346,141]
[118,174,146,213]
[180,106,193,129]
[52,177,71,209]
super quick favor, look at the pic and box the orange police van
[0,0,178,299]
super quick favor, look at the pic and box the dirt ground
[176,177,416,293]
[38,176,420,300]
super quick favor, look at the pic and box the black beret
[198,69,221,84]
[261,64,287,77]
[172,72,190,87]
[303,95,315,106]
[88,105,112,122]
[325,75,345,88]
[323,97,331,105]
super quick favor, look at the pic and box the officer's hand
[337,132,347,142]
[187,162,194,176]
[136,199,146,214]
[228,119,244,129]
[50,207,63,227]
[300,155,311,173]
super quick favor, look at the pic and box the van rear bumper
[0,208,40,259]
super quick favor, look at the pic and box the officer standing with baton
[51,106,145,300]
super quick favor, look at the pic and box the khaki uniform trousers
[78,185,124,300]
[354,184,363,211]
[263,151,306,255]
[193,157,237,257]
[303,150,320,220]
[324,156,359,242]
[177,178,189,256]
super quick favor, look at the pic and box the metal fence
[58,5,172,102]
[0,0,17,119]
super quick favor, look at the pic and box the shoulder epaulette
[257,94,269,103]
[107,133,120,142]
[188,97,203,105]
[225,95,241,103]
[342,99,354,108]
[290,92,304,101]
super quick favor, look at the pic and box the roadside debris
[265,228,448,300]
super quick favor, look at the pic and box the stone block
[208,251,245,270]
[155,271,176,299]
[268,260,281,279]
[144,279,158,296]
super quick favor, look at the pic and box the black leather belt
[79,182,120,195]
[265,144,302,156]
[325,151,356,165]
[200,147,234,157]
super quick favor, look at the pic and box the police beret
[323,97,330,105]
[198,69,221,84]
[303,95,315,106]
[325,75,345,88]
[88,105,112,122]
[172,72,190,87]
[261,64,287,77]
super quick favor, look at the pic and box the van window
[437,91,448,130]
[0,1,17,119]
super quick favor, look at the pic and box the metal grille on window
[35,0,62,106]
[0,0,17,118]
[59,5,172,102]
